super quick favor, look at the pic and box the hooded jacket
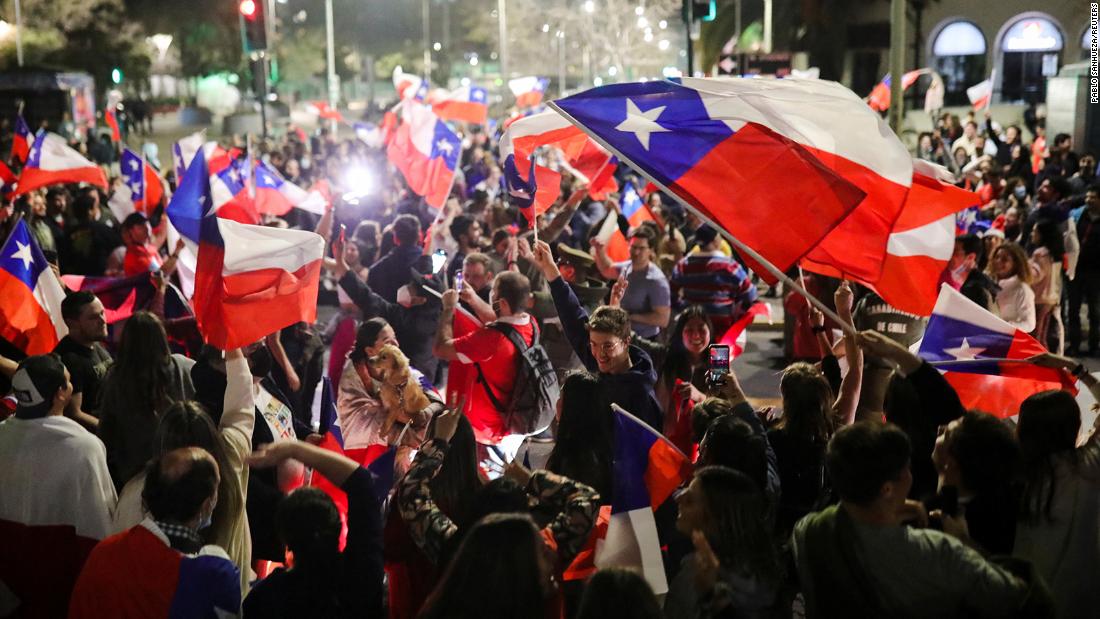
[548,277,664,430]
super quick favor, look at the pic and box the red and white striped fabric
[681,77,914,283]
[867,160,979,315]
[15,132,108,195]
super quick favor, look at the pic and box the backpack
[474,321,560,436]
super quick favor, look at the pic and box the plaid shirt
[154,520,204,554]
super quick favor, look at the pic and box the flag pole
[547,101,857,336]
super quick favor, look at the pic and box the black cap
[694,224,718,245]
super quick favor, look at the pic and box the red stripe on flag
[16,167,108,196]
[669,122,865,283]
[0,271,59,355]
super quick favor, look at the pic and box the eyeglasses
[589,339,625,354]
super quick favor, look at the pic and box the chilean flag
[254,160,328,216]
[718,301,772,357]
[432,85,489,125]
[172,130,208,182]
[805,159,979,315]
[208,154,260,224]
[11,114,31,164]
[510,77,548,108]
[864,160,979,315]
[309,101,345,122]
[107,148,164,221]
[386,101,461,208]
[867,69,929,112]
[166,149,325,350]
[967,71,995,111]
[15,132,108,196]
[503,154,550,225]
[918,285,1077,417]
[595,404,692,595]
[0,159,16,199]
[596,181,653,262]
[551,79,879,280]
[104,107,121,142]
[562,139,618,201]
[0,220,68,354]
[393,68,424,100]
[500,110,618,211]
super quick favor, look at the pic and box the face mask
[1014,186,1027,200]
[247,346,274,378]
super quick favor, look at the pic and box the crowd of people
[0,94,1098,619]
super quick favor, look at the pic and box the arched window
[1083,27,1096,61]
[999,16,1064,103]
[930,20,987,106]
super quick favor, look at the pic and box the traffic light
[239,0,267,53]
[111,67,123,84]
[691,0,716,22]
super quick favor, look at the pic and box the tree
[0,0,151,92]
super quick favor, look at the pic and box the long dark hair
[777,362,835,444]
[152,401,240,545]
[1017,390,1081,524]
[425,412,482,525]
[419,514,551,619]
[100,311,177,417]
[575,568,662,619]
[694,466,782,584]
[546,371,612,497]
[1032,220,1066,262]
[659,306,713,388]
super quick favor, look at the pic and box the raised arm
[219,348,255,440]
[832,283,863,426]
[433,290,461,361]
[589,237,620,280]
[397,409,463,565]
[540,186,587,244]
[532,240,596,368]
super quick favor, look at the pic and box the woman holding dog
[338,317,445,468]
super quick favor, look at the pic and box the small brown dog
[367,344,431,433]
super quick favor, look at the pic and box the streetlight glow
[636,17,648,29]
[583,0,595,12]
[659,20,667,29]
[658,39,669,50]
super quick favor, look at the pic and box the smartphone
[338,224,346,245]
[706,344,730,387]
[454,270,464,294]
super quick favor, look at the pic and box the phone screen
[431,249,447,274]
[454,270,464,293]
[708,345,730,374]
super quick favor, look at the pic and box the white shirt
[0,415,116,540]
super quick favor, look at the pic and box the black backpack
[474,321,560,436]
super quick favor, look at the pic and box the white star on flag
[436,140,455,155]
[616,99,669,151]
[129,159,141,171]
[943,337,985,361]
[11,240,34,270]
[27,148,36,162]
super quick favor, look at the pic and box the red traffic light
[239,0,257,18]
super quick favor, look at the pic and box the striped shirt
[671,252,757,320]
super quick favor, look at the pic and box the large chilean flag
[0,220,68,354]
[550,79,878,278]
[918,285,1077,417]
[432,85,489,125]
[15,132,108,196]
[167,150,325,350]
[254,160,328,216]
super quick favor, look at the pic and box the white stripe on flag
[595,509,669,594]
